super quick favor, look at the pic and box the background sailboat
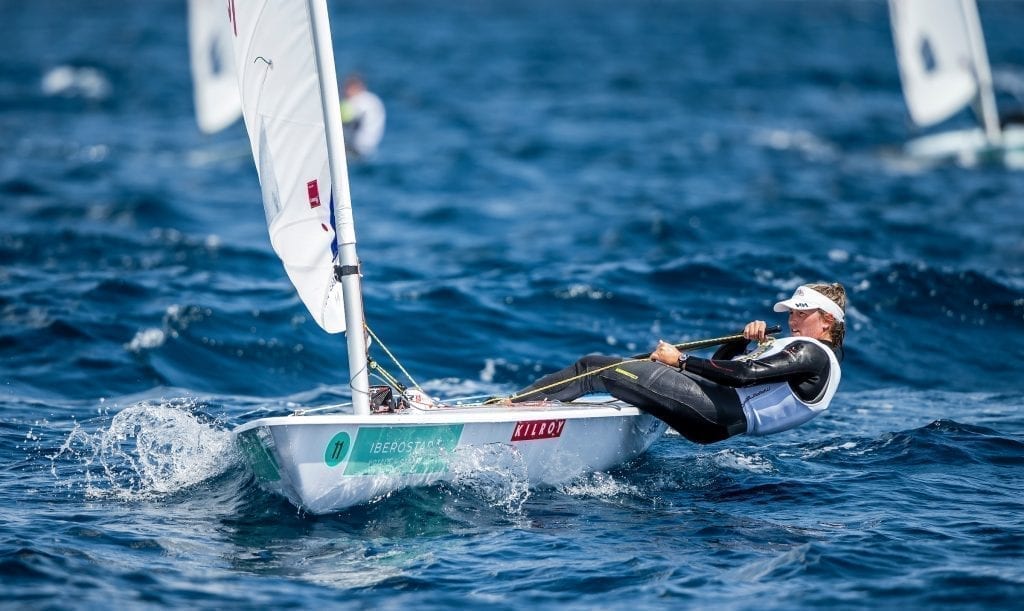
[227,0,666,514]
[888,0,1024,167]
[188,0,242,134]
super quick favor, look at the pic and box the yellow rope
[363,325,774,406]
[483,356,651,404]
[365,323,424,394]
[484,330,777,405]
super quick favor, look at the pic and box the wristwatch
[677,353,689,371]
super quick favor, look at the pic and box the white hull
[904,124,1024,168]
[234,397,667,514]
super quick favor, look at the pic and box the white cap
[773,285,845,323]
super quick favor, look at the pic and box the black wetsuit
[510,338,841,444]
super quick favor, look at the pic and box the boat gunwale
[232,400,646,434]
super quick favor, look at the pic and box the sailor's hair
[806,282,846,348]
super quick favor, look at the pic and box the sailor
[505,283,847,444]
[340,73,386,159]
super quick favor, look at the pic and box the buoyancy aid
[733,337,841,436]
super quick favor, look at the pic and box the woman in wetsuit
[507,283,847,444]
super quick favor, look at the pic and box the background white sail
[888,0,978,127]
[188,0,242,134]
[228,0,348,332]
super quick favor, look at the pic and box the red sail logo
[307,180,321,208]
[511,419,566,441]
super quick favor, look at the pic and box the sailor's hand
[650,340,682,366]
[743,320,769,342]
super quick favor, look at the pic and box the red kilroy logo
[511,419,566,441]
[307,180,321,208]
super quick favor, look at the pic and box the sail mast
[306,0,371,415]
[961,0,1002,145]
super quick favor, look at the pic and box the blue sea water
[2,0,1024,608]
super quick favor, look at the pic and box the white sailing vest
[733,337,841,436]
[342,90,386,157]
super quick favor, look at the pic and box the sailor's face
[788,308,830,340]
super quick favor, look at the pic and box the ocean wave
[806,418,1024,470]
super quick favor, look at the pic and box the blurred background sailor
[340,73,386,159]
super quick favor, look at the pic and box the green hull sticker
[344,425,464,476]
[237,429,281,482]
[324,431,351,467]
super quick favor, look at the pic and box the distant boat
[226,0,666,514]
[188,0,242,134]
[887,0,1024,167]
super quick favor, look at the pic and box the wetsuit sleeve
[711,338,750,360]
[683,340,833,400]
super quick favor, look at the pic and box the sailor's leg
[598,361,746,444]
[510,354,621,403]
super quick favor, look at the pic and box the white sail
[889,0,978,127]
[227,0,351,334]
[188,0,242,134]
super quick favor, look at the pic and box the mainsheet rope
[485,326,781,405]
[483,357,651,404]
[364,325,779,406]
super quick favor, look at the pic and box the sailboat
[188,0,242,134]
[226,0,667,514]
[887,0,1024,167]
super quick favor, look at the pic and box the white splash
[752,128,835,161]
[710,448,776,474]
[448,443,530,513]
[828,249,850,263]
[555,284,612,300]
[479,359,497,383]
[124,328,166,352]
[802,441,859,459]
[41,65,111,100]
[123,305,211,353]
[559,471,642,499]
[51,398,238,501]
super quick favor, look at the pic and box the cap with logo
[773,285,845,323]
